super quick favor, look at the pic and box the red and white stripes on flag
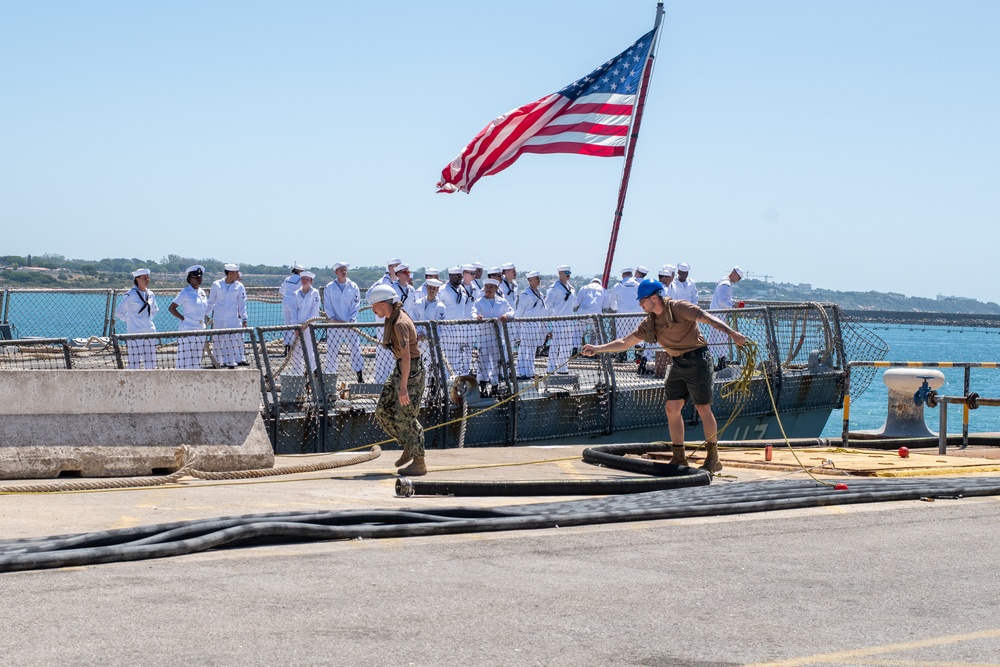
[437,29,656,194]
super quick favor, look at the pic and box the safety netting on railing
[1,292,887,453]
[0,337,117,370]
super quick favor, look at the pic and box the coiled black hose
[396,443,711,497]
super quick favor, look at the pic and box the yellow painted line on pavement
[839,660,1000,666]
[744,627,1000,667]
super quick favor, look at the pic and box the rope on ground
[187,446,381,480]
[0,446,197,495]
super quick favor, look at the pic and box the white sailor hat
[448,266,462,275]
[131,268,150,278]
[557,265,572,273]
[387,258,402,266]
[300,271,316,280]
[501,262,515,271]
[424,267,440,276]
[224,263,239,272]
[677,262,691,272]
[462,263,475,272]
[424,278,444,288]
[185,264,205,274]
[333,261,349,270]
[396,263,411,272]
[291,263,305,271]
[526,270,540,279]
[488,266,502,275]
[484,278,501,287]
[734,266,745,279]
[620,266,634,274]
[472,262,484,269]
[658,264,676,277]
[635,265,648,275]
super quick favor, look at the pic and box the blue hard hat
[636,278,665,300]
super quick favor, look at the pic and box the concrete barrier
[0,370,274,479]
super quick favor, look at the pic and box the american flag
[437,29,656,194]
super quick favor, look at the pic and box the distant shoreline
[842,310,1000,329]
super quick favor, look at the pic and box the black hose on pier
[397,443,711,498]
[5,477,1000,572]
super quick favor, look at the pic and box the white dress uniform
[514,280,548,377]
[416,294,447,372]
[607,275,644,354]
[289,283,322,374]
[398,282,419,320]
[669,278,699,304]
[172,284,209,369]
[369,273,397,383]
[471,292,514,384]
[575,278,606,345]
[115,284,158,369]
[708,278,735,360]
[545,276,577,374]
[207,276,248,367]
[323,278,363,376]
[438,277,472,378]
[279,271,303,346]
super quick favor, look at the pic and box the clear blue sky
[2,1,998,300]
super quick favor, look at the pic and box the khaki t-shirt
[633,298,708,356]
[386,309,421,360]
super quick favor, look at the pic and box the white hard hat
[368,284,399,304]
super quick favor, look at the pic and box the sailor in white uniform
[323,262,364,383]
[545,265,577,374]
[658,264,676,289]
[168,265,210,369]
[370,258,403,383]
[575,277,606,346]
[669,261,699,304]
[471,262,485,295]
[514,270,547,379]
[207,263,248,368]
[290,271,322,374]
[395,264,419,320]
[708,266,745,364]
[115,268,159,369]
[278,263,304,348]
[461,263,481,305]
[634,265,649,281]
[472,278,514,392]
[438,267,472,378]
[417,268,441,299]
[500,262,518,302]
[416,278,447,372]
[608,268,643,353]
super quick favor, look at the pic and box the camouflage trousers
[374,355,426,458]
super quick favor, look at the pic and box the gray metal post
[963,367,971,449]
[939,400,948,456]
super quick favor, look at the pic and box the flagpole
[600,2,665,288]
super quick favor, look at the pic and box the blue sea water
[820,323,1000,437]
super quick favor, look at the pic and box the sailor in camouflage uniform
[369,284,428,476]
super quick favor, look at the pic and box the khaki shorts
[665,347,714,405]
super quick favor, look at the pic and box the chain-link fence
[1,291,887,454]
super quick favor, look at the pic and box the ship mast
[600,1,665,288]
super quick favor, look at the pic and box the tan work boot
[398,457,427,476]
[394,449,412,468]
[669,445,689,467]
[700,443,722,473]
